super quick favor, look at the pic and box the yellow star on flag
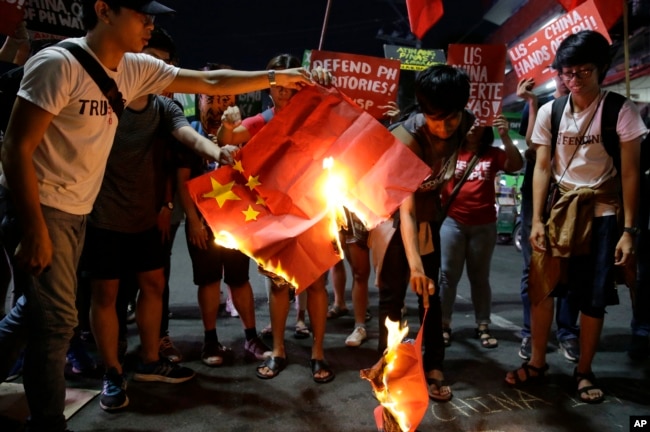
[247,175,261,190]
[256,195,266,206]
[202,177,241,207]
[233,160,245,173]
[242,205,260,221]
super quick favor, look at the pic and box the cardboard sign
[447,44,507,126]
[383,45,446,71]
[308,50,400,120]
[507,0,610,84]
[22,0,85,38]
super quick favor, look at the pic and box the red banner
[447,44,507,126]
[186,85,431,292]
[309,50,400,121]
[406,0,444,40]
[508,0,610,84]
[556,0,623,29]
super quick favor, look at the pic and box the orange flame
[214,230,299,290]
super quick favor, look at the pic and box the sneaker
[99,368,129,411]
[345,326,367,347]
[201,341,233,367]
[225,296,239,317]
[133,358,195,383]
[159,335,182,363]
[66,341,97,374]
[518,337,531,360]
[559,338,580,362]
[244,336,272,361]
[4,352,24,382]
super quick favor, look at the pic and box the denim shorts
[83,225,166,279]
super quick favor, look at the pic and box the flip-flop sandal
[256,356,287,380]
[505,362,549,386]
[574,368,605,404]
[326,305,349,319]
[294,321,310,339]
[476,327,498,348]
[426,377,453,402]
[310,359,335,384]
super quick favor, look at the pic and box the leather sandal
[574,368,605,404]
[505,362,549,386]
[256,356,287,380]
[310,359,335,384]
[426,377,453,402]
[476,326,498,348]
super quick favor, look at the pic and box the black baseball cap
[116,0,175,15]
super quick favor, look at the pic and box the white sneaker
[225,296,239,317]
[345,326,367,347]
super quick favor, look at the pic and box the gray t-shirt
[90,95,188,232]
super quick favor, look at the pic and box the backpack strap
[550,94,569,160]
[600,91,626,173]
[57,41,124,119]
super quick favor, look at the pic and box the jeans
[378,221,444,372]
[439,217,496,327]
[0,204,86,432]
[519,171,579,341]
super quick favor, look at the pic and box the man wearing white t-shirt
[0,1,313,430]
[505,30,647,405]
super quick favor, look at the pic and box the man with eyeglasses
[505,30,647,405]
[0,1,313,430]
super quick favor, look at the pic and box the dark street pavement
[2,223,649,432]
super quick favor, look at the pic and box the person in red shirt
[438,115,523,348]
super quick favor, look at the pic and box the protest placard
[308,50,400,120]
[447,43,507,126]
[383,44,445,71]
[507,0,609,84]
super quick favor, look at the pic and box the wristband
[267,70,276,87]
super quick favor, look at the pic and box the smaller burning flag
[361,318,429,432]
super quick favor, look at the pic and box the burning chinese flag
[186,85,431,292]
[406,0,444,40]
[556,0,623,29]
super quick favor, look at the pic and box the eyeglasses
[559,68,595,82]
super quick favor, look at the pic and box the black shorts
[185,223,250,287]
[83,225,166,280]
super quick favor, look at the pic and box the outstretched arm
[164,68,313,97]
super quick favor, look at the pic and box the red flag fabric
[0,1,24,37]
[186,85,431,292]
[556,0,623,29]
[406,0,444,40]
